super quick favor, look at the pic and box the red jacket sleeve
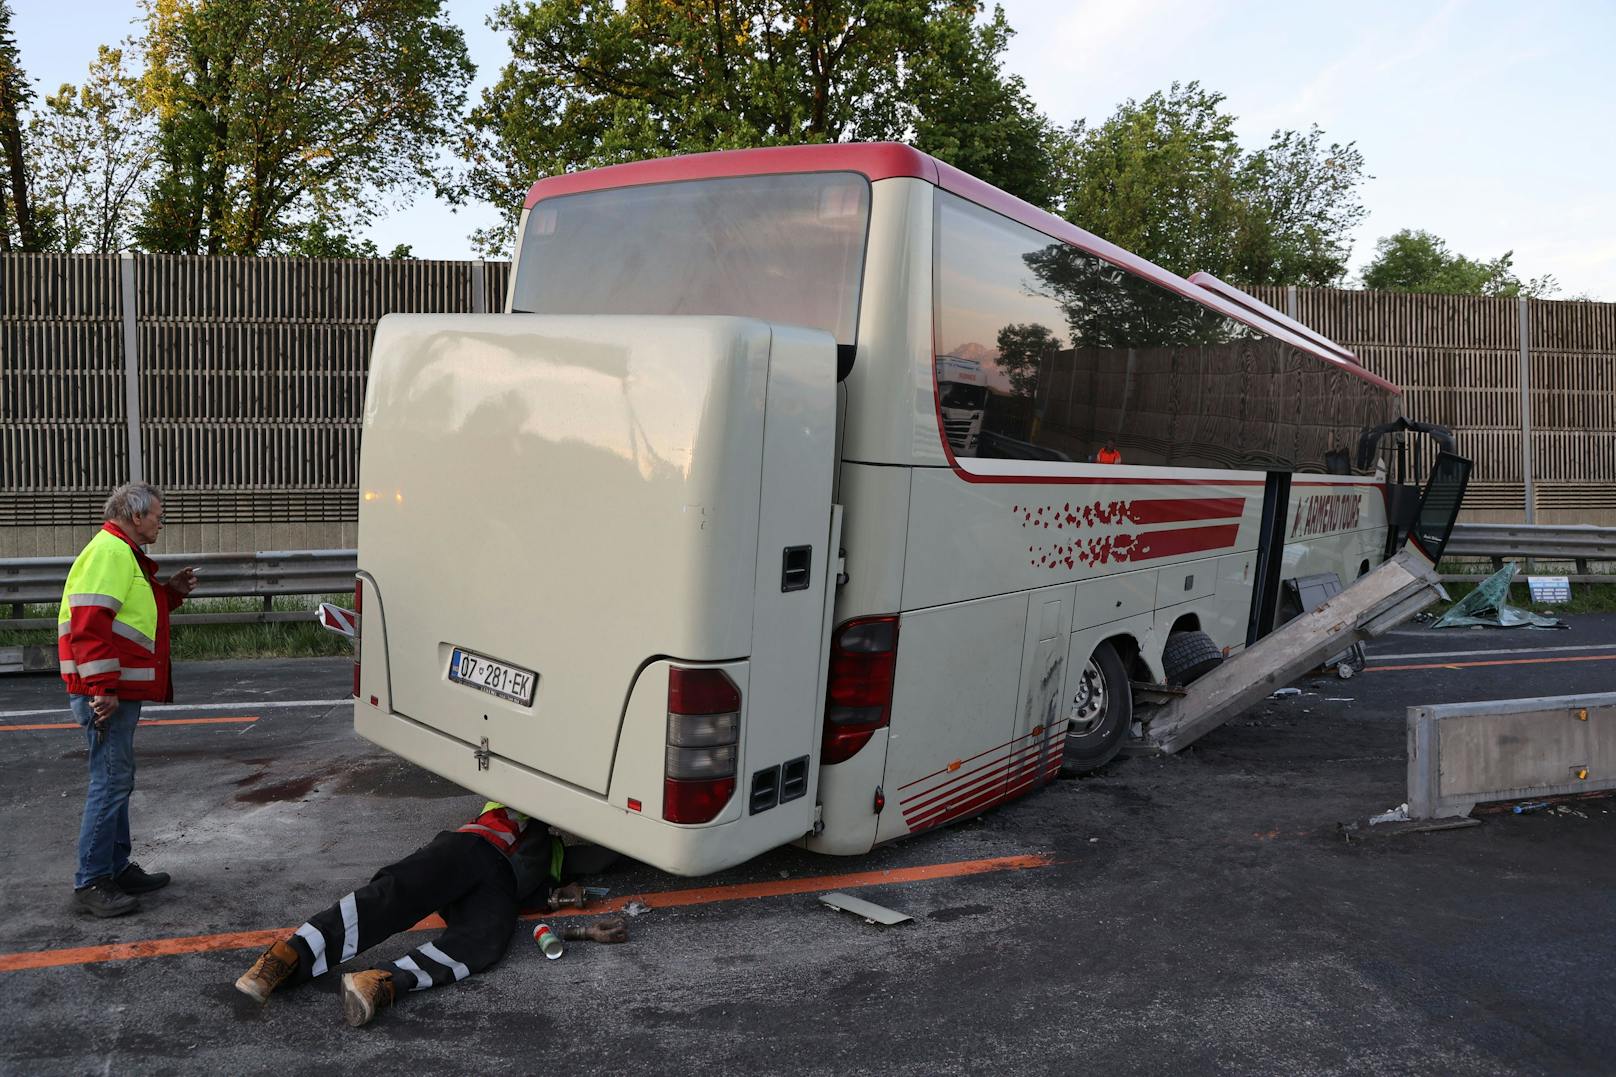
[161,581,184,612]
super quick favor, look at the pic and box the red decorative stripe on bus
[902,741,1052,816]
[908,755,1058,833]
[1131,523,1241,560]
[900,737,1051,806]
[905,749,1053,826]
[906,747,1064,831]
[897,723,1066,792]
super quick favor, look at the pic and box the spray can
[532,923,564,960]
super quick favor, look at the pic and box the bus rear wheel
[1063,641,1132,774]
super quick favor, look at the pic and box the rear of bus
[352,156,882,875]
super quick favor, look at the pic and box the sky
[10,0,1615,298]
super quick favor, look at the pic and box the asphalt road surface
[2,617,1615,1076]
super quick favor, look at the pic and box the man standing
[234,802,626,1027]
[59,482,196,917]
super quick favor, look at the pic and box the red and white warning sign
[317,602,358,638]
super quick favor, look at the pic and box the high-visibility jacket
[1097,446,1123,464]
[57,523,182,701]
[457,802,566,898]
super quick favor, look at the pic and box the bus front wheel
[1063,641,1132,774]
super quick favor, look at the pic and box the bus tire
[1163,630,1223,687]
[1062,641,1131,774]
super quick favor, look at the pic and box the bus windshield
[511,173,871,349]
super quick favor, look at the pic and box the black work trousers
[286,831,518,994]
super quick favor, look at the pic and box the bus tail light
[352,579,362,698]
[821,616,899,765]
[663,667,740,824]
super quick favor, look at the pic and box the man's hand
[561,916,628,944]
[166,566,199,597]
[548,882,587,910]
[90,693,118,734]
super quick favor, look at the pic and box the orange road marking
[1368,654,1616,673]
[0,717,258,733]
[0,853,1055,974]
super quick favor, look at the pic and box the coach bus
[346,143,1443,875]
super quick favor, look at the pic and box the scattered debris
[623,900,652,917]
[583,886,611,900]
[1088,837,1099,844]
[1270,687,1302,699]
[1434,563,1566,629]
[532,923,565,959]
[1512,801,1551,814]
[1340,816,1481,842]
[819,891,913,925]
[1369,802,1410,825]
[1324,697,1355,702]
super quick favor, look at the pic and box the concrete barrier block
[1408,693,1616,818]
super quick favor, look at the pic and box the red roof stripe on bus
[522,142,937,206]
[523,143,1398,395]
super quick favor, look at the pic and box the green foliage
[28,46,155,253]
[0,0,43,251]
[461,0,1057,255]
[294,216,381,259]
[134,0,474,255]
[1051,82,1367,286]
[0,595,353,660]
[1360,228,1558,298]
[994,322,1059,399]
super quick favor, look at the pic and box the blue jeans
[70,694,141,889]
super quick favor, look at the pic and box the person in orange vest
[1095,439,1122,464]
[234,802,626,1026]
[60,482,197,918]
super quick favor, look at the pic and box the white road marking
[0,698,350,721]
[1366,643,1616,663]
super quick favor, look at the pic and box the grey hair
[103,482,165,522]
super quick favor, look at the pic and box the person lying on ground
[234,801,626,1027]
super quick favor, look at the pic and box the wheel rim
[1068,658,1107,738]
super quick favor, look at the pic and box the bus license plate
[448,648,537,707]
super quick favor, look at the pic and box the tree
[1051,82,1367,286]
[28,47,156,253]
[0,0,40,251]
[1360,228,1558,298]
[461,0,1057,255]
[134,0,473,255]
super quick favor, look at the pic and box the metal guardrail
[1,549,357,629]
[2,523,1610,630]
[1443,523,1616,582]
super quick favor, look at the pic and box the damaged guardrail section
[1408,693,1616,819]
[1144,547,1446,754]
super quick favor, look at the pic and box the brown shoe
[235,940,300,1003]
[341,969,396,1027]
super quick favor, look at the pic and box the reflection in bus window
[932,191,1398,473]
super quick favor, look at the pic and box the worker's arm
[160,566,198,610]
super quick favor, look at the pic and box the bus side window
[930,190,1396,474]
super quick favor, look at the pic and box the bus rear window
[511,173,871,349]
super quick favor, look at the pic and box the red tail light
[821,616,899,765]
[663,667,740,824]
[352,578,362,698]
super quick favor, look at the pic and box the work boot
[235,940,301,1004]
[115,862,171,894]
[74,877,138,918]
[341,970,396,1028]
